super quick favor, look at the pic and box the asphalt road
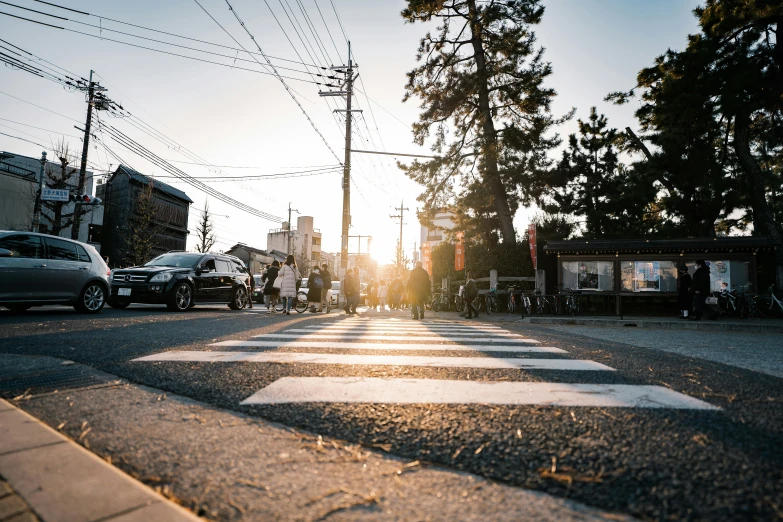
[1,304,781,521]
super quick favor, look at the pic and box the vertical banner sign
[528,223,537,269]
[454,231,465,272]
[422,242,432,275]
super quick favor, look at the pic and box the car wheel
[107,297,130,309]
[75,283,106,314]
[5,304,32,313]
[229,286,248,310]
[167,282,192,311]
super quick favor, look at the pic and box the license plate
[118,288,131,296]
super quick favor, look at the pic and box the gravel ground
[1,305,781,521]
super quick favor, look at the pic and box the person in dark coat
[246,267,254,309]
[262,261,281,314]
[691,260,711,321]
[462,275,479,319]
[406,261,431,320]
[343,269,356,314]
[320,264,332,313]
[307,266,324,312]
[677,265,692,319]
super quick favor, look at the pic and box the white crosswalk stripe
[134,351,614,371]
[132,319,719,410]
[211,340,564,353]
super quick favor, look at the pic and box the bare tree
[194,200,217,253]
[40,140,79,237]
[123,183,159,266]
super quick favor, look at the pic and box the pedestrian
[677,265,692,319]
[246,266,254,309]
[377,279,388,311]
[262,261,280,314]
[406,261,431,320]
[368,279,378,311]
[350,267,361,313]
[307,266,324,312]
[690,260,711,321]
[279,255,301,315]
[389,277,401,309]
[462,275,479,319]
[320,263,332,313]
[343,269,355,314]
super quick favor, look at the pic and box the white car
[298,279,339,306]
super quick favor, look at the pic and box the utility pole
[390,200,409,269]
[321,42,359,278]
[31,151,47,232]
[287,202,299,255]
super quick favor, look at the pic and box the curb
[527,317,783,333]
[0,399,201,522]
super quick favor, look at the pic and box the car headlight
[150,273,173,283]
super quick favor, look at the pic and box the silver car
[0,231,110,314]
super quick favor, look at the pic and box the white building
[267,215,322,275]
[419,210,456,250]
[0,151,97,246]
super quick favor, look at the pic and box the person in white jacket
[279,255,301,315]
[377,280,388,311]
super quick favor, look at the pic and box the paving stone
[0,495,28,520]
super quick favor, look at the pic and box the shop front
[543,237,779,316]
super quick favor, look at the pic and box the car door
[193,257,218,301]
[0,234,48,301]
[214,258,234,301]
[44,237,89,300]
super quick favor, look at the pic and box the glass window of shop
[562,261,615,291]
[620,261,678,292]
[683,260,751,293]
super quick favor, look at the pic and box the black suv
[108,252,250,311]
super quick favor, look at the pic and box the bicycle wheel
[440,295,450,311]
[295,297,308,313]
[523,297,532,316]
[456,298,465,313]
[433,298,441,312]
[484,297,492,315]
[508,298,515,314]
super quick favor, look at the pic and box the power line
[0,89,81,123]
[30,0,324,68]
[313,0,342,62]
[0,130,49,149]
[0,117,81,139]
[328,0,349,43]
[0,10,338,86]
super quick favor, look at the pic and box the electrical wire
[0,117,81,138]
[0,130,49,149]
[0,89,81,123]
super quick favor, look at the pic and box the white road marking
[132,351,615,371]
[240,377,720,410]
[284,328,517,337]
[210,340,566,353]
[251,334,540,343]
[301,326,506,332]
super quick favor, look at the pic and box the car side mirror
[0,248,11,257]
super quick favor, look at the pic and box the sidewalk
[526,315,783,333]
[0,354,633,522]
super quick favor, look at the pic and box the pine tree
[195,200,216,253]
[401,0,567,243]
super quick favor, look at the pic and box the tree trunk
[467,0,516,243]
[734,109,783,286]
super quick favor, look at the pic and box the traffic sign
[41,188,70,202]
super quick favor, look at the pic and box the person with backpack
[320,263,332,313]
[307,266,324,312]
[462,275,479,319]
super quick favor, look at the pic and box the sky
[0,0,699,264]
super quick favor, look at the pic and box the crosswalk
[133,318,719,410]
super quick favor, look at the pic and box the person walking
[368,280,378,311]
[349,267,361,314]
[462,275,479,319]
[677,265,692,319]
[262,261,280,314]
[389,277,401,309]
[246,267,254,309]
[320,263,332,313]
[377,280,388,311]
[279,255,301,315]
[343,269,355,315]
[406,261,431,320]
[691,260,711,321]
[307,266,324,312]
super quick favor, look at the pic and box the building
[543,236,780,315]
[419,210,455,274]
[266,215,322,275]
[225,243,275,274]
[98,165,192,267]
[0,151,97,245]
[319,251,337,272]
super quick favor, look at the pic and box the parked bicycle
[485,287,500,314]
[758,285,783,318]
[563,287,580,316]
[455,286,466,313]
[506,285,518,314]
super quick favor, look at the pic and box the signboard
[41,188,70,202]
[634,261,660,291]
[454,231,465,272]
[422,242,432,275]
[528,223,537,269]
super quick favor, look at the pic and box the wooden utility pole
[390,200,408,269]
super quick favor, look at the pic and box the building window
[620,261,678,292]
[562,261,614,291]
[684,260,750,292]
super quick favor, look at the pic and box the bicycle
[533,285,551,315]
[485,288,500,314]
[521,293,533,316]
[758,285,783,318]
[431,291,443,312]
[563,288,580,316]
[454,288,465,313]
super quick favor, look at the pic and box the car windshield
[253,275,263,285]
[331,281,340,291]
[144,253,202,268]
